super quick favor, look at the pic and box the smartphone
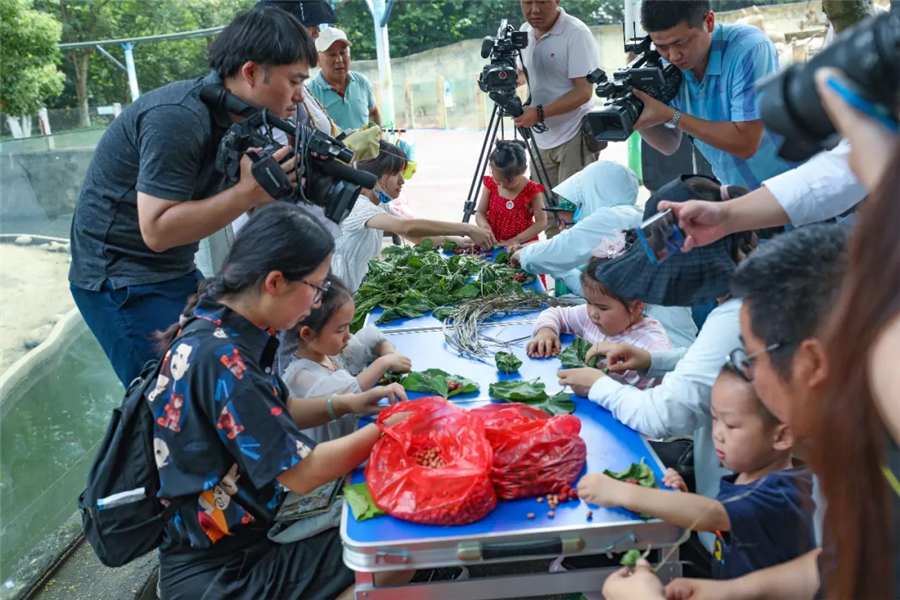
[636,209,685,265]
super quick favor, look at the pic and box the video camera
[759,8,899,162]
[478,19,528,95]
[200,84,377,224]
[583,36,683,142]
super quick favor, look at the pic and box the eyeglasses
[301,278,331,304]
[557,217,575,229]
[726,343,781,382]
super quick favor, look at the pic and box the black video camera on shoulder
[479,19,528,95]
[583,36,683,142]
[200,84,377,224]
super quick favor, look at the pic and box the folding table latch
[375,549,412,565]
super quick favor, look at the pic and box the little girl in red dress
[476,140,548,247]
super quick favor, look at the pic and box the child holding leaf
[577,366,815,579]
[527,243,672,390]
[475,140,548,247]
[281,275,412,443]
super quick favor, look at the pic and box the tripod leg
[462,104,502,223]
[519,128,559,208]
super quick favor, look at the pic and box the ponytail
[154,203,335,353]
[490,139,528,180]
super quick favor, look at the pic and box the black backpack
[78,357,185,567]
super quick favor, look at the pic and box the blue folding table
[341,324,683,599]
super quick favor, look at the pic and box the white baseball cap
[315,27,351,52]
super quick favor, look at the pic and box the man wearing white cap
[309,28,381,132]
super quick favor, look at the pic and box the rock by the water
[14,235,33,246]
[22,324,53,351]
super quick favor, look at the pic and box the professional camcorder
[759,8,899,162]
[200,84,377,224]
[583,36,683,142]
[478,19,528,95]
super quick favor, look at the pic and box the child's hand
[380,353,412,374]
[339,383,408,416]
[526,329,561,358]
[576,472,626,508]
[557,367,604,397]
[663,468,688,492]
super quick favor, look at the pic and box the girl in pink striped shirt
[527,245,673,390]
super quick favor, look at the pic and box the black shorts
[160,529,355,600]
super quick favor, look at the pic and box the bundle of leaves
[395,368,479,398]
[603,457,657,488]
[494,351,522,374]
[488,379,575,416]
[558,337,602,369]
[352,239,537,331]
[603,458,658,519]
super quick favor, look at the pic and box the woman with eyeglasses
[150,203,411,600]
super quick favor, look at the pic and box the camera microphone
[200,84,296,134]
[318,155,377,189]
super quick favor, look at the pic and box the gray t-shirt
[69,71,233,290]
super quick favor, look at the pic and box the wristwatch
[664,109,682,130]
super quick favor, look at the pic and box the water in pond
[0,330,122,581]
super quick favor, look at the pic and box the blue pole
[365,0,396,127]
[122,42,140,101]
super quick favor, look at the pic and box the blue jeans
[70,271,203,387]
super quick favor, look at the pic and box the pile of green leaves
[352,239,537,331]
[488,379,575,416]
[559,337,602,369]
[395,368,479,398]
[494,351,522,374]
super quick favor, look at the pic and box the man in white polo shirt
[514,0,601,237]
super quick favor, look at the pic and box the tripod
[462,92,559,223]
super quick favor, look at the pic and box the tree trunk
[822,0,875,34]
[72,50,93,128]
[6,116,25,139]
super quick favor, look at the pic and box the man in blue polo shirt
[309,28,380,133]
[631,0,797,190]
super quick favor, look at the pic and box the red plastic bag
[366,397,497,525]
[471,403,587,500]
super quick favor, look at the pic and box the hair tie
[720,184,731,201]
[591,236,626,260]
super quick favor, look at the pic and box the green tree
[335,0,623,61]
[0,0,65,138]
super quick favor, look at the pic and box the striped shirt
[534,306,673,390]
[671,23,798,189]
